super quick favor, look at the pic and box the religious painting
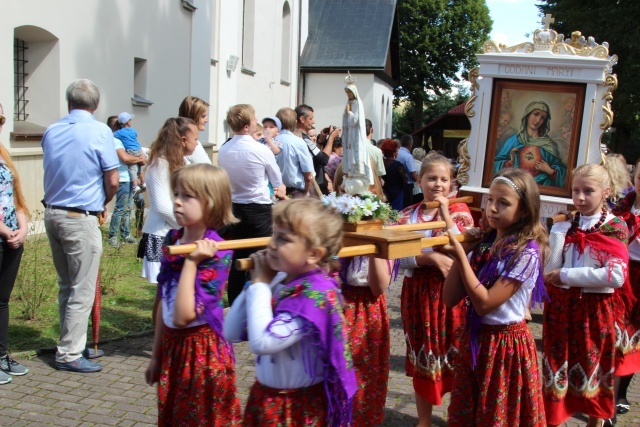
[482,79,586,198]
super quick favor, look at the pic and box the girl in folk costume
[544,162,630,427]
[333,167,392,426]
[145,164,242,426]
[396,153,474,426]
[443,168,547,426]
[224,198,357,426]
[607,159,640,420]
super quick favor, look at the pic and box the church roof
[301,0,399,80]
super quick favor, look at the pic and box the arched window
[242,0,255,70]
[13,25,60,128]
[386,97,391,139]
[281,1,292,82]
[380,95,385,139]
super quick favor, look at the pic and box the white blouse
[224,273,324,389]
[478,247,540,325]
[546,212,626,293]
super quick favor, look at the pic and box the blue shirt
[397,147,416,184]
[275,130,314,190]
[113,127,141,151]
[42,110,119,211]
[113,138,131,183]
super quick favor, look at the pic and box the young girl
[611,159,640,417]
[145,163,242,426]
[544,163,630,427]
[333,167,392,426]
[396,153,474,427]
[443,168,547,426]
[224,198,357,426]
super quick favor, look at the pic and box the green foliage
[14,212,57,321]
[537,0,640,159]
[395,0,492,129]
[10,219,155,352]
[393,88,470,137]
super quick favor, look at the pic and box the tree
[393,87,469,137]
[537,0,640,159]
[395,0,492,130]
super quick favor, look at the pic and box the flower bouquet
[322,192,397,225]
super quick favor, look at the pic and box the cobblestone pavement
[2,280,640,426]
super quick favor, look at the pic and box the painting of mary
[493,101,567,187]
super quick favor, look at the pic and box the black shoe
[55,357,102,373]
[616,399,630,415]
[603,415,617,427]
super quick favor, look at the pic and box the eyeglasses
[0,116,5,126]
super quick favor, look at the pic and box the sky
[486,0,544,46]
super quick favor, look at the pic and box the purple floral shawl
[270,269,357,426]
[467,232,546,367]
[157,228,233,339]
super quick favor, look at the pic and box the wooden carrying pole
[166,221,450,256]
[165,195,477,257]
[234,233,478,271]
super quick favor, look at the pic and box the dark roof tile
[300,0,397,70]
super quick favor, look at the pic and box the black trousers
[225,203,273,306]
[0,242,24,356]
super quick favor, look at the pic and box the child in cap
[260,116,282,156]
[114,112,146,195]
[251,123,264,141]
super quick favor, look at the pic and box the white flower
[336,196,353,214]
[362,198,379,216]
[322,193,338,209]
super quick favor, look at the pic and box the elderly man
[42,79,119,373]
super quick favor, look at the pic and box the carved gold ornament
[465,68,480,118]
[600,74,618,131]
[457,139,470,186]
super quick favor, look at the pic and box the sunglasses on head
[0,116,5,126]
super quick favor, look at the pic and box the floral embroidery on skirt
[157,324,241,426]
[243,381,327,426]
[542,286,615,424]
[342,284,390,426]
[401,265,465,405]
[449,321,545,427]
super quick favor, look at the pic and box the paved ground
[2,281,640,426]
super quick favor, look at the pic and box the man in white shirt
[218,104,284,304]
[365,119,386,179]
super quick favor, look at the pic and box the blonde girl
[443,168,547,426]
[544,162,630,427]
[145,163,241,426]
[225,198,357,426]
[396,152,474,427]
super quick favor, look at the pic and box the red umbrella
[91,269,102,356]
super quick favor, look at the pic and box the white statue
[342,74,373,195]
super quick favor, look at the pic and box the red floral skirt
[614,260,640,376]
[157,324,241,426]
[243,381,327,426]
[542,286,615,425]
[401,265,466,405]
[342,285,390,426]
[448,321,545,427]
